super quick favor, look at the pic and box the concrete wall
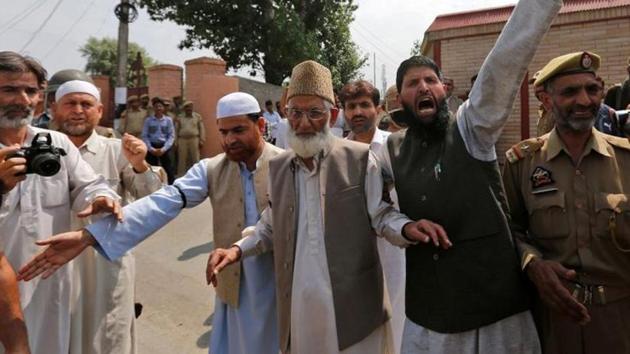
[238,77,284,108]
[431,15,630,163]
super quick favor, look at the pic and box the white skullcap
[55,80,101,103]
[216,92,260,119]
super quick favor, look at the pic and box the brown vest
[207,142,283,307]
[269,138,389,352]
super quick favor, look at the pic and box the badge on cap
[531,166,556,192]
[581,52,593,70]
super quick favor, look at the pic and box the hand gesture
[152,148,163,157]
[403,219,452,249]
[527,259,591,324]
[206,246,242,287]
[17,230,94,281]
[77,196,123,221]
[0,145,27,194]
[122,134,149,173]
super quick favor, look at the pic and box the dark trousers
[146,150,174,184]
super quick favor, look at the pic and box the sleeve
[234,206,275,258]
[457,0,563,161]
[501,160,543,270]
[63,136,120,212]
[164,118,175,151]
[198,115,206,144]
[119,152,164,200]
[141,118,152,151]
[366,151,416,247]
[86,160,210,261]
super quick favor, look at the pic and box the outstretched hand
[206,246,242,287]
[17,230,94,281]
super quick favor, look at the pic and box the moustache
[1,104,33,117]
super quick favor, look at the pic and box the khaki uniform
[119,108,147,137]
[503,128,630,354]
[176,112,205,175]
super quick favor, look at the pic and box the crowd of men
[2,0,630,353]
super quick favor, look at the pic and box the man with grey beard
[503,51,630,353]
[376,0,563,352]
[207,60,451,354]
[0,51,121,354]
[52,79,161,354]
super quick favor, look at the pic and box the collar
[79,130,102,155]
[545,127,612,162]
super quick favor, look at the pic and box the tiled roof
[427,0,630,32]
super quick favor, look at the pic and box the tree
[138,0,366,87]
[79,37,157,87]
[410,39,423,57]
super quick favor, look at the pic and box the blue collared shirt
[239,162,259,227]
[142,115,175,151]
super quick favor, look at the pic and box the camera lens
[30,153,61,176]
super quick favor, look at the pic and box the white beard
[287,123,334,158]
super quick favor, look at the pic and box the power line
[353,20,408,59]
[351,29,400,67]
[20,0,65,52]
[0,0,46,33]
[43,0,95,58]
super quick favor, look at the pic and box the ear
[329,107,339,128]
[256,116,266,133]
[96,103,104,123]
[540,90,553,112]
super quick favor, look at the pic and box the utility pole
[381,64,387,96]
[116,0,129,88]
[373,52,376,86]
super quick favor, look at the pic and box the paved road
[133,201,215,354]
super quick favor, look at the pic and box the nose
[575,88,592,106]
[292,116,315,134]
[14,89,33,106]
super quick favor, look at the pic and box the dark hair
[265,100,273,106]
[0,51,47,88]
[396,56,442,92]
[339,80,380,107]
[246,113,261,123]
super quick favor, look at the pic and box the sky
[1,0,515,90]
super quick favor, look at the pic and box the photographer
[0,51,121,354]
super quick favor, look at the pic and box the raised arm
[458,0,563,161]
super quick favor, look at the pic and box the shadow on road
[178,241,214,261]
[197,313,213,348]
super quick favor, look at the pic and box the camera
[8,132,67,176]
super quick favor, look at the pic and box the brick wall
[92,75,114,127]
[434,16,630,163]
[147,64,183,100]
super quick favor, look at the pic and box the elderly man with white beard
[205,60,451,354]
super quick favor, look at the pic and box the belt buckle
[582,285,593,305]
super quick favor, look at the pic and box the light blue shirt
[87,160,209,260]
[141,115,175,152]
[239,163,259,227]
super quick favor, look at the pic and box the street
[133,200,215,354]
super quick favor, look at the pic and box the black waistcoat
[388,121,530,333]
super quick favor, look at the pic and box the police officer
[119,95,147,138]
[503,51,630,354]
[176,101,205,176]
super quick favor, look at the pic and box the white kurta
[0,127,118,354]
[70,131,162,354]
[238,150,414,354]
[348,128,405,354]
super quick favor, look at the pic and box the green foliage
[410,39,423,57]
[79,37,156,87]
[138,0,366,87]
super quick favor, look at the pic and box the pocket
[40,176,69,207]
[593,193,630,247]
[528,191,569,239]
[148,126,157,134]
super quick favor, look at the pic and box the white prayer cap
[216,92,260,119]
[55,80,101,103]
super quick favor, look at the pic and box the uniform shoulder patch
[505,137,546,163]
[602,134,630,151]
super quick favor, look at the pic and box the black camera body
[9,133,67,177]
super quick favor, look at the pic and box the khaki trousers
[177,137,200,176]
[535,296,630,354]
